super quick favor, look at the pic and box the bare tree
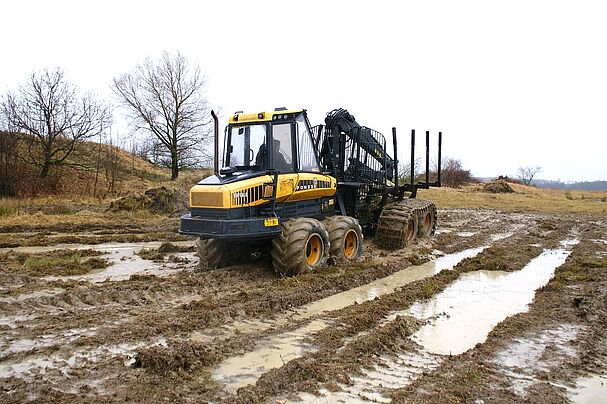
[398,157,422,184]
[112,51,212,179]
[1,68,111,179]
[517,166,542,186]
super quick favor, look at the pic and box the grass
[2,177,605,235]
[420,183,607,215]
[1,249,109,276]
[0,198,24,217]
[0,207,164,229]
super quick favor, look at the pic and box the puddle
[0,289,64,304]
[569,373,607,403]
[1,327,97,357]
[25,241,198,283]
[212,319,328,392]
[291,239,578,403]
[195,246,485,345]
[0,314,39,329]
[409,245,574,355]
[209,246,486,391]
[0,240,192,254]
[0,337,166,380]
[490,232,513,241]
[457,231,477,237]
[493,324,580,397]
[296,246,485,320]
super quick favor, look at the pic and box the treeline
[533,179,607,191]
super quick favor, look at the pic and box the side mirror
[220,166,237,176]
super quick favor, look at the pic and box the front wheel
[271,218,330,276]
[196,238,228,270]
[196,238,247,270]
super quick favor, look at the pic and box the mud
[483,179,515,193]
[108,186,188,214]
[410,244,575,355]
[0,209,605,403]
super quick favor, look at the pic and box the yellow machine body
[190,172,337,209]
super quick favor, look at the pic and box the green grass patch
[1,249,109,276]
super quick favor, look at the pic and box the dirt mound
[482,180,514,193]
[108,187,188,214]
[137,242,196,261]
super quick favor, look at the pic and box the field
[1,184,606,403]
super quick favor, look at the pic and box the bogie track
[375,199,437,250]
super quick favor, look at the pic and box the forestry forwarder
[179,108,442,275]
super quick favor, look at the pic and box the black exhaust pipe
[211,110,219,175]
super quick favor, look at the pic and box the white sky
[1,0,606,181]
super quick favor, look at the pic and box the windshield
[225,124,267,169]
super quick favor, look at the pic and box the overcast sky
[1,0,606,181]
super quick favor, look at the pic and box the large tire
[417,203,438,238]
[271,218,330,276]
[374,203,418,250]
[196,238,228,270]
[323,216,363,263]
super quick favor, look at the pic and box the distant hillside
[533,180,607,191]
[0,131,209,198]
[476,176,607,191]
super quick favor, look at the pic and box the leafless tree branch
[517,166,542,186]
[112,51,212,179]
[1,68,112,179]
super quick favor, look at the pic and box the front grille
[190,208,229,219]
[191,191,224,207]
[295,179,331,191]
[232,185,264,206]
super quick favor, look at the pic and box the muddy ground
[0,209,605,403]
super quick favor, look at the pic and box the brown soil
[391,225,607,403]
[483,179,515,193]
[0,209,605,403]
[108,186,189,215]
[137,242,196,262]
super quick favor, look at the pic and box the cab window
[271,123,294,172]
[226,124,266,169]
[296,114,320,172]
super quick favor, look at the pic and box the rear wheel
[417,204,437,238]
[271,218,330,276]
[323,216,363,263]
[374,203,418,249]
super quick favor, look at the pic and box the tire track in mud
[109,212,550,402]
[0,210,560,402]
[223,218,577,402]
[389,221,607,403]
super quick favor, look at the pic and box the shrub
[440,158,473,188]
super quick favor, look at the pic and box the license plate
[264,218,279,227]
